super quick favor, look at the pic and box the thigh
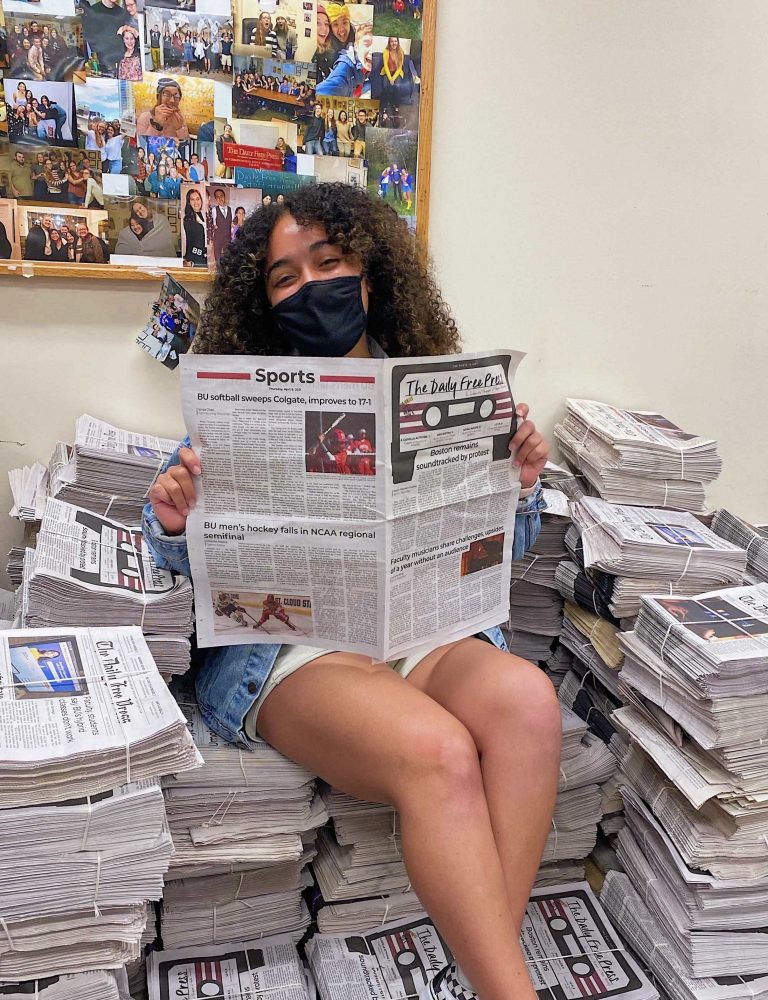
[406,638,560,753]
[256,651,477,806]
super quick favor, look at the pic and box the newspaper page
[306,915,450,1000]
[35,497,186,606]
[0,589,15,629]
[181,350,523,657]
[522,882,657,1000]
[147,935,309,1000]
[0,626,188,760]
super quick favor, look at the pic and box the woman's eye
[321,257,341,267]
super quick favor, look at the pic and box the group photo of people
[144,10,233,82]
[6,79,75,143]
[5,14,85,82]
[19,204,110,261]
[136,272,199,368]
[1,142,103,205]
[235,0,316,63]
[232,66,317,118]
[78,0,143,80]
[110,193,178,255]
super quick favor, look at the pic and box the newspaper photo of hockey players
[304,411,376,476]
[212,591,313,639]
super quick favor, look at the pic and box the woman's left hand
[509,403,549,490]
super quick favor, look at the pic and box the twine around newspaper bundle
[655,596,768,665]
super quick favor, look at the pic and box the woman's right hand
[148,446,201,535]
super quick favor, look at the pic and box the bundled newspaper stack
[505,488,571,664]
[6,524,39,586]
[147,936,311,1000]
[711,508,768,583]
[49,415,178,524]
[0,626,200,980]
[0,970,129,1000]
[160,683,322,947]
[554,399,721,511]
[0,586,15,627]
[21,498,193,678]
[610,583,768,984]
[307,883,658,1000]
[8,462,49,521]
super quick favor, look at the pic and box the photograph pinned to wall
[212,590,313,639]
[5,13,86,81]
[371,0,421,41]
[74,77,137,181]
[79,0,141,79]
[315,8,373,98]
[231,54,316,120]
[230,164,313,202]
[106,192,180,257]
[3,0,76,15]
[233,0,316,63]
[133,70,214,141]
[0,199,22,260]
[5,79,77,145]
[0,142,102,205]
[206,182,262,265]
[136,272,200,369]
[17,202,110,261]
[314,94,377,155]
[223,115,298,171]
[365,124,414,216]
[137,134,187,196]
[179,179,207,265]
[296,149,365,185]
[369,34,419,128]
[143,8,234,82]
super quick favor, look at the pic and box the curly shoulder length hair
[193,184,461,357]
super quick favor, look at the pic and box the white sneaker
[418,964,477,1000]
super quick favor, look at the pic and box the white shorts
[244,642,438,739]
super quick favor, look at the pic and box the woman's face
[51,229,60,242]
[106,125,115,138]
[133,201,149,219]
[357,27,373,70]
[317,12,330,42]
[189,190,202,212]
[259,12,271,29]
[265,217,369,319]
[159,85,181,110]
[339,110,347,122]
[235,208,245,223]
[275,16,286,31]
[331,14,350,44]
[36,153,45,164]
[129,217,144,235]
[123,30,137,53]
[388,36,398,50]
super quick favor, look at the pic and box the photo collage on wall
[0,0,424,268]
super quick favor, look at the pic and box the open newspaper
[181,350,523,657]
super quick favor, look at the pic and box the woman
[321,107,338,155]
[115,199,175,256]
[86,118,108,161]
[42,156,65,202]
[335,108,352,156]
[12,82,29,111]
[37,94,68,141]
[134,146,148,192]
[272,15,297,60]
[327,2,354,49]
[175,156,189,180]
[82,165,104,207]
[31,151,47,200]
[215,122,234,179]
[275,136,295,166]
[117,24,142,80]
[64,230,76,261]
[142,185,557,1000]
[47,228,69,261]
[249,10,273,48]
[202,29,212,74]
[370,36,419,107]
[104,122,124,173]
[231,205,246,239]
[182,186,206,267]
[66,157,87,205]
[136,77,190,140]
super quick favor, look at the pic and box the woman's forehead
[267,217,332,263]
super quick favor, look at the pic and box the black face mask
[271,274,367,357]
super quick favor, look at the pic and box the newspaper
[180,350,523,657]
[307,883,657,1000]
[0,587,15,628]
[147,935,309,1000]
[0,625,201,805]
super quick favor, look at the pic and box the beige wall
[1,1,767,585]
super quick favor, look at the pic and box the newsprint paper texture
[181,350,524,658]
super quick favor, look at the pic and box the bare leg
[257,653,539,1000]
[407,639,562,929]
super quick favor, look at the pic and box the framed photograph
[0,0,437,280]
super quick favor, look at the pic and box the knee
[393,717,482,807]
[484,655,562,757]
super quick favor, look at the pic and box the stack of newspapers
[712,507,768,583]
[49,415,178,524]
[147,936,311,1000]
[8,461,48,522]
[307,883,658,1000]
[160,682,322,947]
[554,398,721,511]
[20,498,193,678]
[505,488,571,664]
[609,583,768,987]
[0,625,200,980]
[0,970,129,1000]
